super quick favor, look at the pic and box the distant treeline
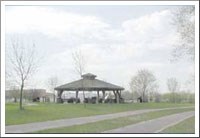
[161,92,195,103]
[121,91,195,103]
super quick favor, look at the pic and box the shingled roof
[55,73,124,91]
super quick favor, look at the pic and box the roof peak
[81,73,97,79]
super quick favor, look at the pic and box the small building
[5,89,54,103]
[55,73,124,103]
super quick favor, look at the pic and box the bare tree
[72,50,87,107]
[72,50,86,77]
[47,76,58,102]
[7,38,39,110]
[171,6,195,61]
[167,77,179,103]
[121,90,133,102]
[154,92,161,103]
[130,69,158,102]
[148,84,159,102]
[6,86,20,102]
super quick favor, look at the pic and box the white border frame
[1,1,199,137]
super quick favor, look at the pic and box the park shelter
[54,73,124,103]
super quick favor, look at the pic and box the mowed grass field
[160,116,195,133]
[6,102,194,125]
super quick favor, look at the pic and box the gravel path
[102,111,194,133]
[5,106,193,133]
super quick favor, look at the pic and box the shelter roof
[55,73,124,91]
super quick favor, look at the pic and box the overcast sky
[5,5,195,93]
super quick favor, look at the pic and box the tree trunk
[19,82,24,110]
[142,91,145,103]
[82,79,86,108]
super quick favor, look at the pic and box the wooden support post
[113,90,116,98]
[76,91,79,103]
[113,90,117,103]
[97,91,99,104]
[57,90,63,103]
[119,90,122,98]
[119,90,122,103]
[102,91,105,103]
[116,90,120,104]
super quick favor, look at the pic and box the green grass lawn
[160,116,195,133]
[6,102,194,125]
[34,108,194,133]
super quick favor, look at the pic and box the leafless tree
[167,77,179,103]
[148,84,159,102]
[7,38,39,110]
[47,76,58,102]
[154,92,161,103]
[72,50,86,77]
[121,90,133,101]
[171,6,195,61]
[130,69,158,102]
[6,86,20,102]
[167,78,179,93]
[72,50,87,107]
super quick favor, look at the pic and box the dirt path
[102,111,194,133]
[5,106,193,133]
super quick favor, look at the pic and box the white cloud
[121,10,176,52]
[122,10,173,36]
[6,6,110,40]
